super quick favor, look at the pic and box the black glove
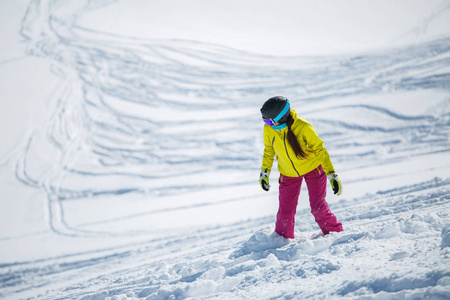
[327,171,342,195]
[259,169,270,191]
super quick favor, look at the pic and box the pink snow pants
[275,165,343,238]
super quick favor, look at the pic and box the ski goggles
[262,100,290,126]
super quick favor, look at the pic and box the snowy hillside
[1,0,450,299]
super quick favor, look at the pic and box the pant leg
[304,165,343,235]
[276,174,303,238]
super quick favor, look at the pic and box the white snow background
[1,0,450,299]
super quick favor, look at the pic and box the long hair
[286,114,307,159]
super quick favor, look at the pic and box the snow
[1,0,450,299]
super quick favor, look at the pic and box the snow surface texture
[1,0,450,299]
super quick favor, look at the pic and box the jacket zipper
[283,131,300,177]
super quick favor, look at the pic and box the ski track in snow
[1,0,450,299]
[13,0,450,237]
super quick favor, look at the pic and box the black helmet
[260,96,290,124]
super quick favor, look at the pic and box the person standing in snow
[259,96,343,239]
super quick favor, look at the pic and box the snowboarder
[259,96,344,239]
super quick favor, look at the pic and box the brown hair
[286,114,307,159]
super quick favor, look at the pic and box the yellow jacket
[261,109,335,177]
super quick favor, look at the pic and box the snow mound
[229,225,349,261]
[229,226,290,259]
[442,224,450,248]
[374,223,401,239]
[338,269,450,299]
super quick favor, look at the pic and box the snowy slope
[1,0,450,299]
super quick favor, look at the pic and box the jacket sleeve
[302,123,335,174]
[261,126,275,172]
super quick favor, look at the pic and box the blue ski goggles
[262,100,290,126]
